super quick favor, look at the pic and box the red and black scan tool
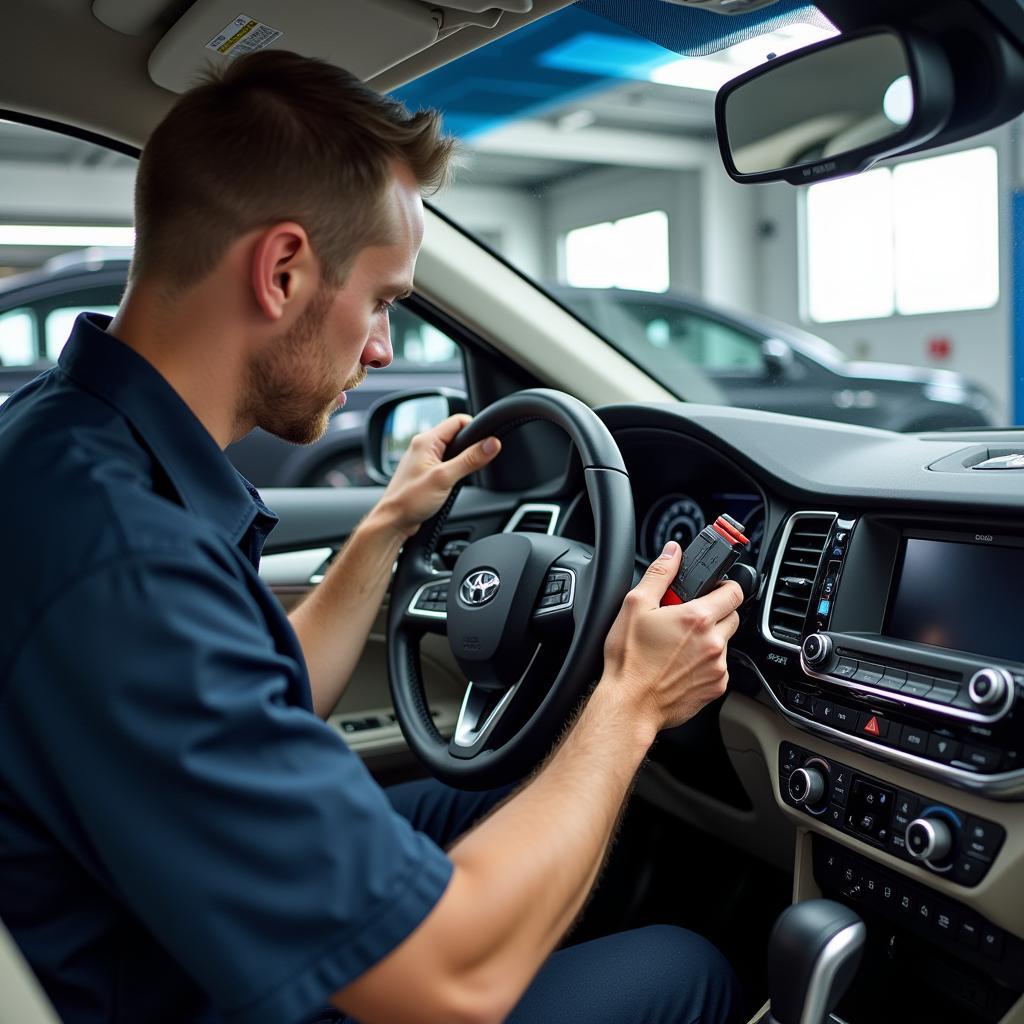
[661,514,750,607]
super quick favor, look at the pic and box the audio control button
[833,658,858,679]
[927,683,958,704]
[964,818,1003,861]
[875,668,907,691]
[901,677,933,698]
[968,667,1011,709]
[852,662,884,684]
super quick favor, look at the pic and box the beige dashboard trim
[722,690,1024,943]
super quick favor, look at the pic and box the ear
[250,222,316,322]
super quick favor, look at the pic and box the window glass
[806,147,999,322]
[892,148,999,315]
[0,308,36,366]
[610,299,764,372]
[389,305,459,365]
[563,211,669,293]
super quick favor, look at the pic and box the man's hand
[376,413,502,539]
[600,540,743,733]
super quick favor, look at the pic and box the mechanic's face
[246,166,424,445]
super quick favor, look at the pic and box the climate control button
[906,816,954,864]
[788,763,828,811]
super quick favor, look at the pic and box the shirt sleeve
[7,551,452,1024]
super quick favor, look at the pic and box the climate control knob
[788,766,826,809]
[968,667,1011,710]
[802,633,833,667]
[905,817,953,863]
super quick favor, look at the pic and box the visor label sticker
[206,15,282,58]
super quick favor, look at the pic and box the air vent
[762,512,836,648]
[504,504,559,535]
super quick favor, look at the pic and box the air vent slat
[504,504,559,536]
[764,513,835,648]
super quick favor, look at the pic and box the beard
[241,285,363,446]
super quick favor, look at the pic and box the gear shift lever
[766,899,865,1024]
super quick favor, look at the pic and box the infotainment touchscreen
[884,536,1024,663]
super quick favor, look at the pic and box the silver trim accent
[452,644,542,749]
[534,567,576,617]
[799,922,866,1024]
[968,667,1012,709]
[760,512,838,651]
[800,655,1014,725]
[731,648,1024,798]
[406,574,452,621]
[503,503,560,535]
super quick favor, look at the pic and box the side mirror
[761,337,794,378]
[364,388,468,484]
[716,28,954,185]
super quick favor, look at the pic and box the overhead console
[755,512,1024,798]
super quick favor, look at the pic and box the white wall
[542,166,703,293]
[752,125,1017,421]
[432,184,545,282]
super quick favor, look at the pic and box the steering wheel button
[538,594,561,608]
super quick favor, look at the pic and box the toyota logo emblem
[460,569,500,607]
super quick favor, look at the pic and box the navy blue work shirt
[0,314,452,1023]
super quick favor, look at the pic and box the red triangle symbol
[864,716,881,736]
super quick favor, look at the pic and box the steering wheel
[387,389,635,790]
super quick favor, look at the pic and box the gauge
[741,505,765,561]
[642,494,705,560]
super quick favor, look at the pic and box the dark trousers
[382,778,741,1024]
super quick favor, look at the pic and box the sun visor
[148,0,444,93]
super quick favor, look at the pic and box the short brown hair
[132,50,455,288]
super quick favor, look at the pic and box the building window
[563,210,670,293]
[805,146,999,323]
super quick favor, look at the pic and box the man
[0,51,744,1024]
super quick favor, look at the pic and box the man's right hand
[600,540,744,733]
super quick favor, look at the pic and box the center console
[756,513,1024,797]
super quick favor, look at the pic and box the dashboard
[582,403,1024,1024]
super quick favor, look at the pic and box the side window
[627,303,765,374]
[0,309,37,366]
[389,305,460,367]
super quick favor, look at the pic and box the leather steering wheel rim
[387,388,634,789]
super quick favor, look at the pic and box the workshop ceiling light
[0,226,136,247]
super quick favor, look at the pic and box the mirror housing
[364,387,468,484]
[761,337,794,379]
[716,27,954,186]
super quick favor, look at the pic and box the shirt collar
[59,313,278,557]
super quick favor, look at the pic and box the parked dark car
[0,251,464,486]
[552,286,998,433]
[0,254,997,488]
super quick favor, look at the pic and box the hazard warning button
[858,712,890,740]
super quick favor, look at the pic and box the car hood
[844,360,979,391]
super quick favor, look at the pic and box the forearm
[288,501,407,718]
[335,680,656,1023]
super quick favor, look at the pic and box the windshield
[397,1,1018,432]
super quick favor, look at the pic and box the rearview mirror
[716,29,954,185]
[364,388,468,484]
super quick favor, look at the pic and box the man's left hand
[376,414,501,539]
